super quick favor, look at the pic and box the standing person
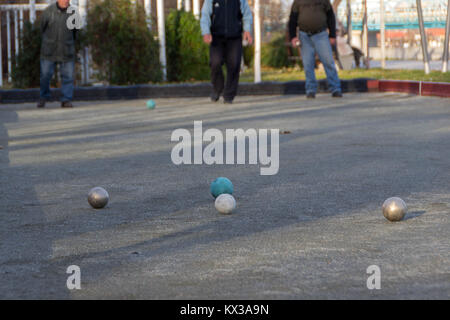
[289,0,343,99]
[37,0,77,108]
[201,0,253,104]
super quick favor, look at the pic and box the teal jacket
[40,3,77,62]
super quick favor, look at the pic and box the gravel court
[0,92,449,299]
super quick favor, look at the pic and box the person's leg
[40,59,55,101]
[299,31,318,95]
[223,37,243,102]
[311,31,342,94]
[60,60,75,103]
[210,37,225,100]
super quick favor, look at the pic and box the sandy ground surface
[0,92,449,299]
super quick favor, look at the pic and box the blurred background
[0,0,449,88]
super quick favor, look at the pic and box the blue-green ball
[146,100,156,109]
[210,177,234,199]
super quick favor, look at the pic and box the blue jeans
[299,30,341,94]
[40,59,75,102]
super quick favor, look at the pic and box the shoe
[306,92,316,99]
[332,91,343,98]
[37,99,46,108]
[61,101,73,108]
[223,99,233,104]
[210,93,220,102]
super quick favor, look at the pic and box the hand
[243,31,253,45]
[291,37,300,47]
[203,34,212,45]
[329,37,336,46]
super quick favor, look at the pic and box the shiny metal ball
[215,194,236,215]
[88,187,109,209]
[382,197,407,222]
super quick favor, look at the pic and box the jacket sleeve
[240,0,253,33]
[288,1,299,40]
[40,8,49,34]
[326,6,336,38]
[200,0,213,36]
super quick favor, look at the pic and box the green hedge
[86,0,162,85]
[11,22,41,88]
[243,44,254,68]
[166,10,209,82]
[262,33,302,69]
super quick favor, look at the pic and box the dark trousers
[210,36,242,101]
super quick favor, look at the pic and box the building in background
[336,0,448,60]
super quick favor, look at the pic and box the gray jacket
[40,3,77,62]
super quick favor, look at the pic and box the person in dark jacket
[37,0,77,108]
[289,0,342,98]
[200,0,253,104]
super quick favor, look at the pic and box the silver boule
[382,197,407,222]
[88,187,109,209]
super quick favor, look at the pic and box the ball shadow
[404,210,426,221]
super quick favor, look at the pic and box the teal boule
[146,99,156,109]
[210,177,234,199]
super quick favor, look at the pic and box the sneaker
[223,99,233,104]
[332,91,343,98]
[61,101,73,108]
[306,92,316,99]
[36,99,46,108]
